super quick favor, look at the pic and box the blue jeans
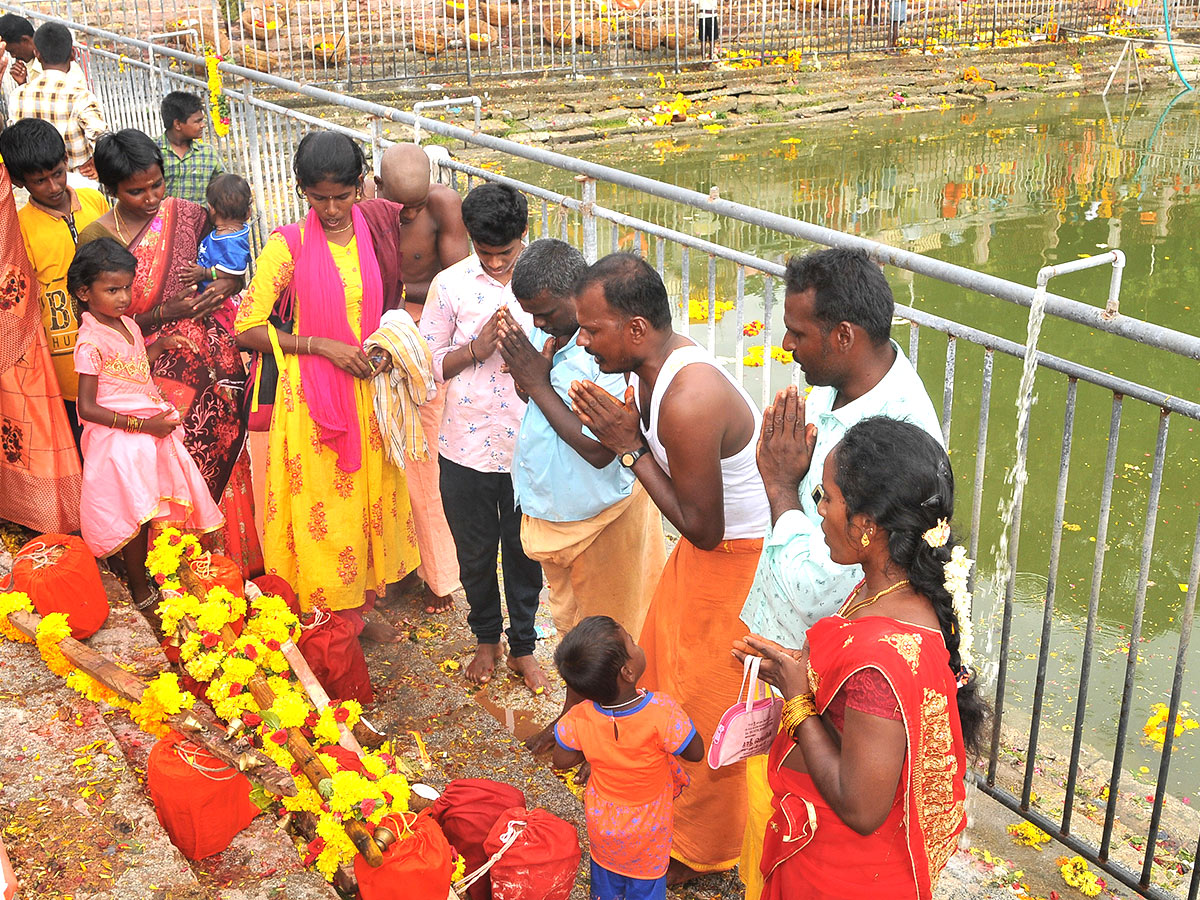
[589,860,667,900]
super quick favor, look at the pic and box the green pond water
[497,91,1200,815]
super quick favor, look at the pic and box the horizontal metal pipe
[19,6,1200,361]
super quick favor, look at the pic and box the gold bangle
[112,411,119,429]
[780,692,817,736]
[305,336,313,355]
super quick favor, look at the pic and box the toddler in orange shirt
[552,616,704,900]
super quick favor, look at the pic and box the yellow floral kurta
[235,231,419,611]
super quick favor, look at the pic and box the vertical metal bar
[1142,508,1199,884]
[941,336,956,445]
[240,82,271,248]
[1020,378,1077,808]
[706,254,717,354]
[1062,395,1123,832]
[735,265,746,387]
[761,271,774,410]
[1100,411,1171,861]
[541,198,549,238]
[986,402,1033,785]
[680,246,690,337]
[908,321,919,366]
[580,177,597,263]
[967,349,993,565]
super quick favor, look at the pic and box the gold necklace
[323,220,353,235]
[113,205,130,243]
[840,579,910,619]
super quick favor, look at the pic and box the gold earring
[860,532,871,548]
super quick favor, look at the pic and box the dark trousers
[439,455,543,657]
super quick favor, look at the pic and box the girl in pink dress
[69,238,223,605]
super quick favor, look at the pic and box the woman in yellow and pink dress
[234,131,419,655]
[69,238,222,605]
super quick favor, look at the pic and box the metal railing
[13,11,1200,897]
[11,0,1195,86]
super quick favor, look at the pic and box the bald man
[376,143,470,306]
[376,144,471,613]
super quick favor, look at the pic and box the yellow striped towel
[364,309,435,469]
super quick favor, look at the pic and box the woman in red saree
[0,164,83,533]
[78,130,261,579]
[734,417,987,900]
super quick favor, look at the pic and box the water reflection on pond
[496,91,1200,804]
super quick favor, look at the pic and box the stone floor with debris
[2,540,1193,899]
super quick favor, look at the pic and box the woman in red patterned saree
[78,130,262,579]
[734,417,987,900]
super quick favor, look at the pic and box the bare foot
[466,643,503,684]
[361,613,403,643]
[506,654,552,696]
[379,571,421,608]
[421,584,454,614]
[666,858,704,887]
[523,719,559,755]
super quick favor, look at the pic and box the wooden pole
[176,569,385,868]
[6,608,295,796]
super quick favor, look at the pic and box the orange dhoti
[406,383,460,597]
[639,535,763,872]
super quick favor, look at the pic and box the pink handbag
[707,654,783,769]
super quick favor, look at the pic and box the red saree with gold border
[761,613,967,900]
[0,167,82,533]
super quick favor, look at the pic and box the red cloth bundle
[147,731,259,860]
[430,779,526,900]
[9,534,108,639]
[355,810,454,900]
[485,807,580,900]
[252,575,373,702]
[188,552,244,598]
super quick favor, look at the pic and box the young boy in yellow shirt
[0,117,108,441]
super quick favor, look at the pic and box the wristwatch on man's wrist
[620,445,650,468]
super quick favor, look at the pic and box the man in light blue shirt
[742,247,943,651]
[737,247,944,900]
[497,239,667,754]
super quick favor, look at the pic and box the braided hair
[832,416,988,755]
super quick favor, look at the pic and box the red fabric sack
[188,552,244,599]
[253,575,373,704]
[430,779,526,900]
[484,807,580,900]
[147,731,259,860]
[8,534,108,639]
[355,810,453,900]
[297,609,374,704]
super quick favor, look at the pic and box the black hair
[784,248,894,345]
[67,238,138,310]
[160,91,205,131]
[460,182,528,246]
[93,129,165,194]
[572,252,671,330]
[33,21,73,66]
[511,238,586,302]
[553,615,629,705]
[292,131,366,189]
[0,118,67,184]
[0,14,34,45]
[832,416,988,756]
[206,173,252,221]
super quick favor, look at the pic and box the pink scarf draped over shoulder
[279,205,384,472]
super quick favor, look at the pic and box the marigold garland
[204,51,231,137]
[0,591,34,643]
[1057,855,1104,897]
[35,613,73,676]
[147,530,409,882]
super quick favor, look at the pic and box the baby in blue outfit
[185,173,252,330]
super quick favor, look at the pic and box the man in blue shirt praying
[497,238,667,758]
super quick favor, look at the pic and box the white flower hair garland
[943,544,975,683]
